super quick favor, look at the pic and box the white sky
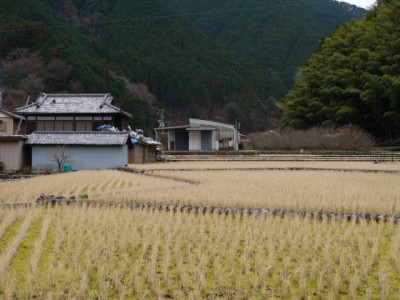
[339,0,377,8]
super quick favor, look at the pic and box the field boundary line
[2,196,397,225]
[37,200,400,224]
[118,167,200,184]
[164,152,400,162]
[140,167,400,175]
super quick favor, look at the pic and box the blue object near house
[63,164,72,172]
[97,124,113,131]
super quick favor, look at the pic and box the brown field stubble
[1,161,399,214]
[0,207,399,299]
[0,161,399,298]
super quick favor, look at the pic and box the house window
[54,121,73,131]
[37,121,55,131]
[0,121,6,131]
[44,121,54,131]
[55,121,64,131]
[26,122,36,134]
[64,121,73,131]
[85,121,93,131]
[37,121,45,131]
[93,121,103,131]
[76,121,92,131]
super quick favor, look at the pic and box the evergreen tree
[281,0,400,140]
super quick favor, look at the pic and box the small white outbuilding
[26,131,130,172]
[155,118,240,151]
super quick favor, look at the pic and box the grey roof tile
[14,93,130,116]
[26,131,129,146]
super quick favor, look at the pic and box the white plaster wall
[32,145,128,172]
[212,131,219,150]
[189,131,201,151]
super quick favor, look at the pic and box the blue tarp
[97,124,113,131]
[131,138,138,144]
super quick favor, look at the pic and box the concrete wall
[0,140,25,170]
[31,145,128,172]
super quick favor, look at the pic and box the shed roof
[189,118,235,130]
[154,119,236,131]
[14,93,131,117]
[154,125,189,130]
[186,127,216,131]
[26,131,129,146]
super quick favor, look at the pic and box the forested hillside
[0,1,127,100]
[1,0,288,132]
[0,0,364,133]
[281,0,400,141]
[162,0,364,86]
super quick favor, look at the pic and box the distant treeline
[0,0,362,133]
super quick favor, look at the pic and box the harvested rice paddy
[0,160,399,298]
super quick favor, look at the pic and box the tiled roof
[26,131,129,146]
[14,93,131,116]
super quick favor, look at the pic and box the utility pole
[234,120,240,151]
[154,109,167,160]
[158,108,166,129]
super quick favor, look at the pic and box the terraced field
[0,207,399,299]
[0,160,399,298]
[1,161,399,214]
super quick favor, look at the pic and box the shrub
[22,166,31,175]
[40,168,52,175]
[247,126,374,151]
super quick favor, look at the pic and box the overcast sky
[339,0,376,8]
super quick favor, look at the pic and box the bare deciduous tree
[51,146,73,173]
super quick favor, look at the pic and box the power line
[0,0,365,33]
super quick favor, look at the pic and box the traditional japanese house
[14,93,131,134]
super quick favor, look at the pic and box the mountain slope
[162,0,365,87]
[0,0,287,132]
[0,0,129,101]
[281,0,400,140]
